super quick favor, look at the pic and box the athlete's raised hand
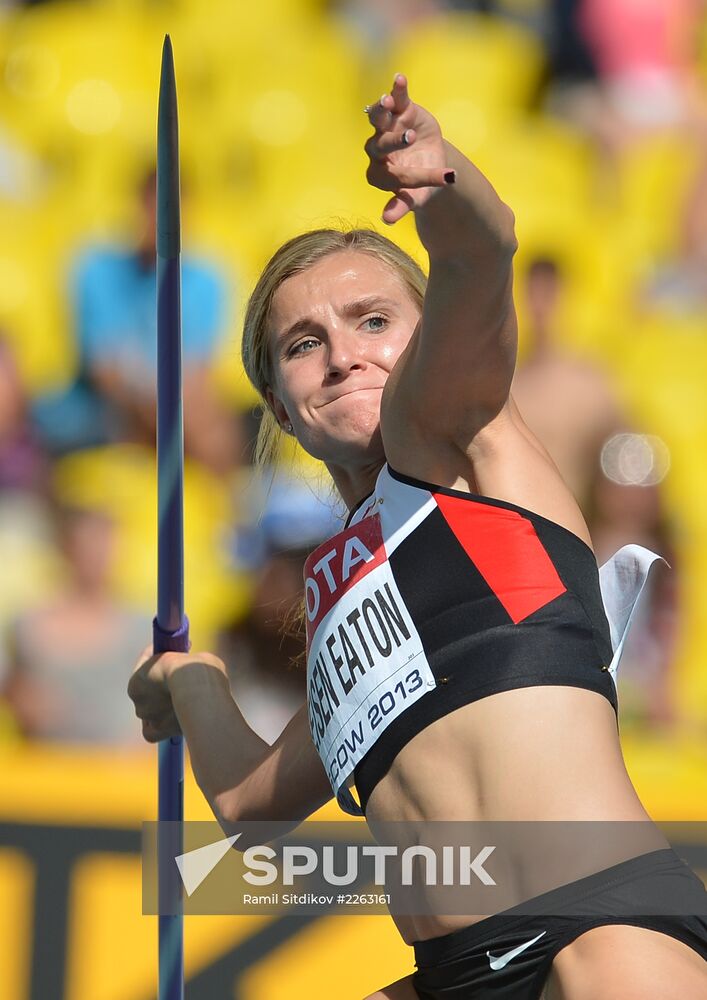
[364,73,455,225]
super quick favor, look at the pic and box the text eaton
[307,582,411,745]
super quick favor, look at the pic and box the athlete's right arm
[128,647,333,834]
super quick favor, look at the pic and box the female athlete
[129,75,707,999]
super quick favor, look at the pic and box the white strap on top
[598,544,668,684]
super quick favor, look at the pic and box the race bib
[304,512,435,813]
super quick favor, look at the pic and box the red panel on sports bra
[432,491,567,623]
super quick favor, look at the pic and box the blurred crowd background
[2,1,707,997]
[0,0,705,783]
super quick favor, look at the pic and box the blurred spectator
[545,0,707,160]
[217,548,309,745]
[334,0,449,50]
[218,466,344,743]
[512,256,680,724]
[0,336,56,728]
[1,497,151,745]
[579,0,704,132]
[542,0,597,89]
[445,0,547,28]
[0,337,48,494]
[511,258,625,510]
[334,0,547,50]
[641,141,707,315]
[0,124,46,200]
[31,169,243,476]
[231,465,345,569]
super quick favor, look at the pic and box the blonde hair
[241,228,427,467]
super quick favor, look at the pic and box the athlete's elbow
[498,204,518,256]
[211,793,257,852]
[213,791,299,853]
[477,201,518,256]
[212,787,243,835]
[211,780,279,847]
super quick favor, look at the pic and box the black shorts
[412,849,707,999]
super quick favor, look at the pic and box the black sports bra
[304,463,654,816]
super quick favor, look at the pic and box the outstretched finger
[382,191,415,225]
[390,73,410,115]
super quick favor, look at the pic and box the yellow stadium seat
[613,132,699,261]
[385,12,546,137]
[476,115,596,223]
[0,197,79,394]
[146,0,332,27]
[0,3,162,158]
[196,13,363,197]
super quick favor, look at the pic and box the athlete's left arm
[365,76,518,446]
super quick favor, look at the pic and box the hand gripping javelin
[154,34,188,1000]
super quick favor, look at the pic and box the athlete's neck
[325,458,384,513]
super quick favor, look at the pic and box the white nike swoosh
[487,930,547,970]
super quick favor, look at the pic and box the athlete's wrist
[164,652,229,691]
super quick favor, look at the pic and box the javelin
[153,34,188,1000]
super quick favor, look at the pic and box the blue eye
[288,338,319,357]
[365,315,387,331]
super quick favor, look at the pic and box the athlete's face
[266,251,421,464]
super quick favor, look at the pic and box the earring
[284,421,293,433]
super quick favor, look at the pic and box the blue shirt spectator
[75,245,225,385]
[31,169,241,475]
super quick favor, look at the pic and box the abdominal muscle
[362,686,665,946]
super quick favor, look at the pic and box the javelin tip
[159,35,176,112]
[157,34,180,259]
[161,34,174,70]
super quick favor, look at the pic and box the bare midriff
[362,686,665,945]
